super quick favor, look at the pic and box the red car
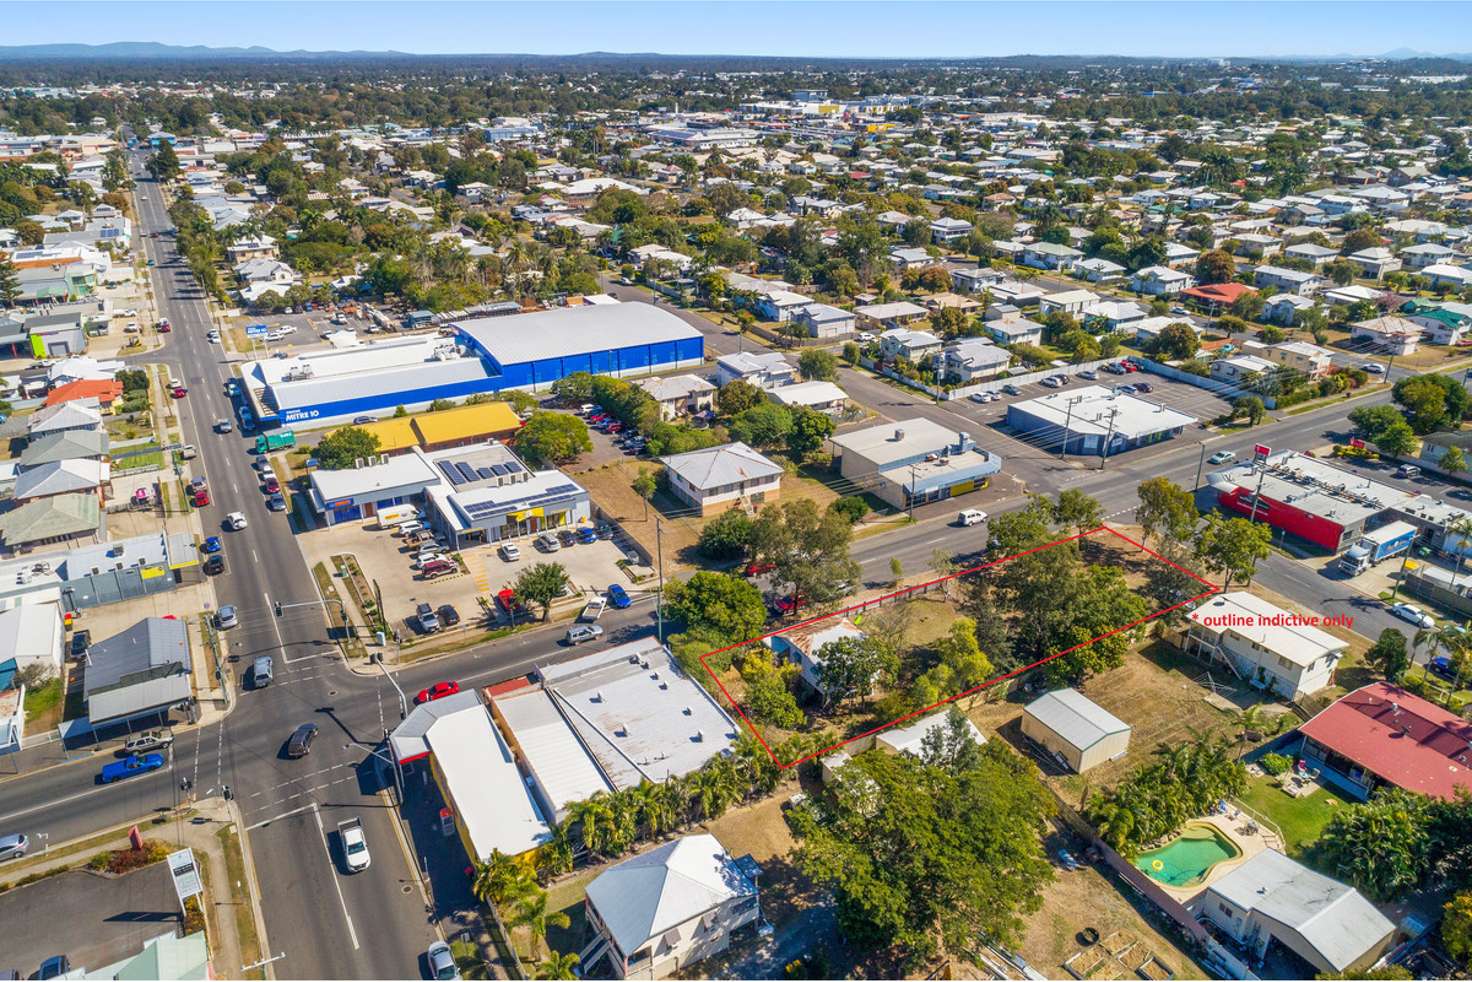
[744,560,775,577]
[191,488,210,507]
[171,386,187,398]
[263,477,281,494]
[415,680,461,705]
[607,422,625,434]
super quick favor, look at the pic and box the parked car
[101,753,166,783]
[267,493,287,512]
[536,531,561,552]
[263,477,281,494]
[171,385,187,399]
[0,832,28,862]
[203,553,226,575]
[1389,602,1434,629]
[1116,384,1138,395]
[70,629,91,660]
[352,415,375,425]
[1133,382,1153,393]
[216,605,238,629]
[201,535,222,554]
[744,560,776,577]
[414,603,441,634]
[580,597,607,621]
[437,604,461,628]
[498,543,522,562]
[596,524,615,540]
[121,729,174,755]
[606,583,632,609]
[415,680,460,704]
[1429,655,1460,683]
[419,559,456,578]
[285,723,317,758]
[1040,376,1062,388]
[558,528,577,547]
[566,624,604,645]
[1208,450,1236,465]
[577,526,598,544]
[1077,369,1098,380]
[191,487,210,507]
[1002,384,1023,396]
[427,940,461,981]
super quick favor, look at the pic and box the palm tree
[686,758,740,824]
[533,951,581,980]
[512,888,570,960]
[1448,515,1472,590]
[606,788,639,855]
[567,794,615,858]
[472,850,535,907]
[535,823,574,883]
[632,781,678,839]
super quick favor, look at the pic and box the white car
[1389,602,1434,629]
[1363,363,1386,375]
[413,551,446,569]
[337,818,370,873]
[1208,450,1236,465]
[226,512,248,531]
[207,329,221,343]
[498,543,521,562]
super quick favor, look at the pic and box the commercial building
[0,604,63,674]
[241,304,702,429]
[308,441,591,546]
[82,616,191,726]
[828,418,1003,510]
[489,639,739,819]
[1020,688,1131,774]
[342,401,523,453]
[1205,451,1410,552]
[1182,592,1346,699]
[660,442,782,517]
[1006,385,1196,457]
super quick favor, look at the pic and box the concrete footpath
[0,794,270,979]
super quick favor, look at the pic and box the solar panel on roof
[503,461,523,474]
[455,462,478,483]
[475,467,495,480]
[437,460,464,485]
[489,463,507,476]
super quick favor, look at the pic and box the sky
[2,1,1469,60]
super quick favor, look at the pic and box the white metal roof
[584,834,756,956]
[660,441,783,491]
[1009,385,1197,438]
[1023,688,1131,751]
[425,703,552,858]
[454,303,700,366]
[876,709,986,756]
[1187,591,1346,668]
[494,688,613,813]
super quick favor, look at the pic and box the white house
[1253,265,1324,296]
[855,300,929,332]
[715,351,796,389]
[1264,340,1334,379]
[1038,289,1100,316]
[1422,263,1472,291]
[1074,257,1126,283]
[1347,246,1402,280]
[930,216,973,244]
[767,380,849,414]
[942,339,1011,383]
[1210,354,1277,386]
[635,374,717,421]
[1130,265,1192,296]
[1182,591,1346,699]
[795,303,857,339]
[660,442,782,517]
[582,834,761,980]
[752,290,812,322]
[1350,316,1421,355]
[878,328,943,362]
[769,617,865,697]
[0,604,64,676]
[984,317,1045,347]
[1020,241,1083,270]
[1195,850,1394,976]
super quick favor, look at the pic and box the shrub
[828,496,868,524]
[1259,752,1292,776]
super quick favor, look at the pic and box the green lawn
[1239,773,1354,858]
[23,678,63,724]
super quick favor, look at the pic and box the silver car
[427,941,461,981]
[0,832,28,861]
[566,624,604,645]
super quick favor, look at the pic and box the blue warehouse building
[240,303,704,430]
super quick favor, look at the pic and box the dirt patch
[571,458,706,567]
[1020,863,1208,980]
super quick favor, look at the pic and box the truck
[254,430,297,454]
[337,817,371,873]
[1338,521,1418,576]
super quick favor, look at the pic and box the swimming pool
[1134,821,1242,888]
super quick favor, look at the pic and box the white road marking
[0,769,166,823]
[243,802,316,831]
[314,802,362,950]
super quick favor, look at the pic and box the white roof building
[875,709,986,756]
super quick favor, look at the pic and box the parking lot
[297,515,632,642]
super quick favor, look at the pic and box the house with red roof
[1182,282,1257,311]
[44,378,122,411]
[1296,681,1472,801]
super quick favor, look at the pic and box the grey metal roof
[83,617,190,698]
[660,442,782,492]
[0,492,100,545]
[454,304,700,366]
[1207,849,1394,972]
[19,429,108,467]
[1023,688,1130,751]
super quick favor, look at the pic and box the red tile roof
[1183,283,1257,305]
[44,379,122,407]
[1299,682,1472,800]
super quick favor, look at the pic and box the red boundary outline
[699,524,1219,769]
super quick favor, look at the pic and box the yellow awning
[508,507,544,522]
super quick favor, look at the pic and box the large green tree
[314,426,381,470]
[1136,477,1199,548]
[513,563,570,621]
[1193,513,1271,589]
[1318,788,1435,901]
[1393,374,1470,435]
[664,571,766,645]
[749,498,860,612]
[515,412,592,466]
[790,744,1055,966]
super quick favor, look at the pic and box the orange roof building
[44,379,122,409]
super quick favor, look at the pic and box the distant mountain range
[0,41,1468,64]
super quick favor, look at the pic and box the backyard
[1238,772,1354,861]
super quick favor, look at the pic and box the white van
[957,509,988,527]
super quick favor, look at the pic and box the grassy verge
[0,813,184,892]
[311,562,368,659]
[217,825,263,976]
[22,678,63,725]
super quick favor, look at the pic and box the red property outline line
[700,524,1220,769]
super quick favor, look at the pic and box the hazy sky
[3,1,1469,59]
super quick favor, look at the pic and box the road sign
[1253,444,1271,461]
[168,847,203,906]
[245,324,268,338]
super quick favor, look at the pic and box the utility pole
[908,462,918,518]
[1194,441,1209,490]
[1097,409,1119,470]
[655,517,665,643]
[1058,395,1082,460]
[1247,456,1269,526]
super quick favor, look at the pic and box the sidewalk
[0,794,268,978]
